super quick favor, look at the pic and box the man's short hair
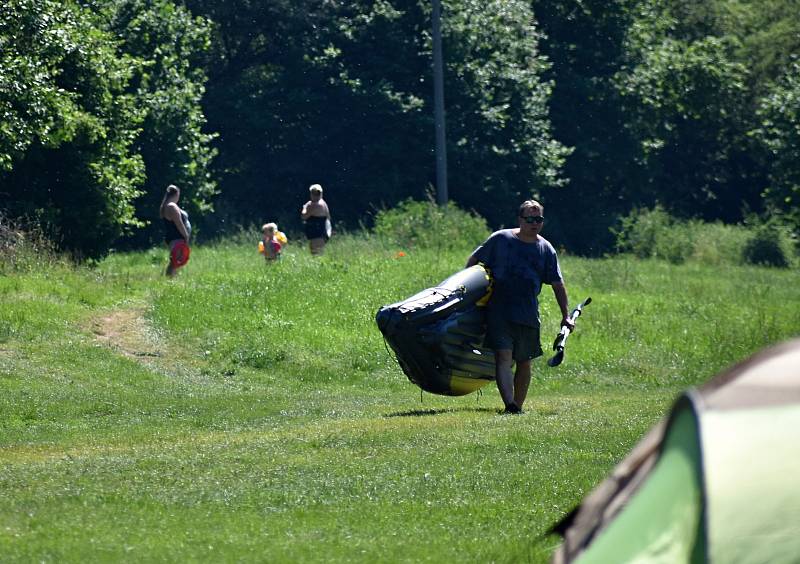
[519,199,543,216]
[309,184,323,195]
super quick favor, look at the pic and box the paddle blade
[548,350,564,367]
[547,297,591,368]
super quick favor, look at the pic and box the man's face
[518,206,544,236]
[310,191,321,201]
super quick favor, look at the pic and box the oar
[547,297,592,367]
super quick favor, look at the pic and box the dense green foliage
[753,62,800,233]
[0,0,214,258]
[0,0,146,258]
[613,205,798,267]
[530,0,800,254]
[532,0,644,252]
[372,197,488,251]
[616,35,756,218]
[1,233,798,562]
[741,216,798,268]
[106,0,218,248]
[1,0,799,258]
[185,0,567,232]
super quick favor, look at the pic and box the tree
[659,0,800,91]
[182,0,332,230]
[614,32,759,221]
[532,0,794,252]
[531,0,645,253]
[616,0,798,225]
[442,0,570,227]
[184,0,566,232]
[0,0,216,257]
[753,62,800,233]
[102,0,217,247]
[0,0,145,258]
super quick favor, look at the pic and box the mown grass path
[1,235,798,562]
[89,305,164,360]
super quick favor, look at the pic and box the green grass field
[1,234,798,562]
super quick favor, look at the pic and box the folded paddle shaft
[548,297,591,367]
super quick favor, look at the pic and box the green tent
[551,339,800,563]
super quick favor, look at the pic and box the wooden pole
[432,0,448,205]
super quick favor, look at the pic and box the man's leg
[514,359,532,409]
[494,349,515,408]
[310,237,325,255]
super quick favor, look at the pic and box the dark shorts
[304,216,329,241]
[485,313,543,362]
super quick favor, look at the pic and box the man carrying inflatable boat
[466,199,573,414]
[376,199,575,414]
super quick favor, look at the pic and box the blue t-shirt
[470,229,563,327]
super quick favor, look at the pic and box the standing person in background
[300,184,331,255]
[159,184,191,277]
[466,199,573,414]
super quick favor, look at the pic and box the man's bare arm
[166,203,189,240]
[552,281,573,328]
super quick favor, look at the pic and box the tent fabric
[702,404,800,562]
[551,338,800,564]
[574,399,705,563]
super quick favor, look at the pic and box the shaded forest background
[1,0,798,258]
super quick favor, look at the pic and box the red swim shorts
[170,240,191,268]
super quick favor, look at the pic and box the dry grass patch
[88,306,163,360]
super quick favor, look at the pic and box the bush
[613,206,694,263]
[612,206,787,267]
[742,218,797,268]
[688,222,750,266]
[373,197,489,252]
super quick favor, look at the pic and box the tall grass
[1,226,799,563]
[0,212,66,274]
[613,205,798,267]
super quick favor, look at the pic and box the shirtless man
[300,184,331,255]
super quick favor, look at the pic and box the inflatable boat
[375,265,496,396]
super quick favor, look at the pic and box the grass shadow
[385,406,499,417]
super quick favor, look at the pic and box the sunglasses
[520,215,544,224]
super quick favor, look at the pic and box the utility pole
[432,0,448,205]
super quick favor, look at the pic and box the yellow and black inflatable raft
[375,264,496,396]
